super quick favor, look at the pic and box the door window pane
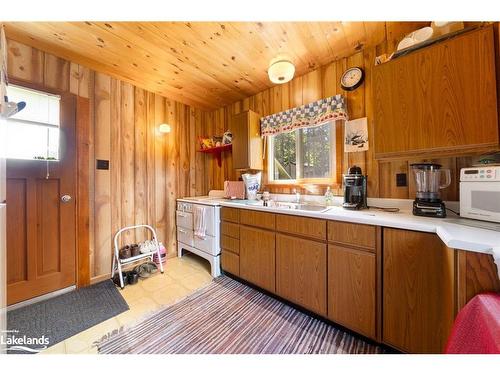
[272,131,296,180]
[5,85,61,160]
[7,85,60,125]
[6,122,60,160]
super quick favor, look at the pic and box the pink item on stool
[224,180,245,199]
[153,242,167,265]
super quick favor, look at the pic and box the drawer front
[276,214,326,240]
[240,209,276,230]
[221,250,240,276]
[221,207,240,223]
[221,221,240,239]
[194,235,219,256]
[221,235,239,254]
[177,227,194,247]
[176,211,193,230]
[328,221,376,251]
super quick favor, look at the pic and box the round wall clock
[340,67,364,91]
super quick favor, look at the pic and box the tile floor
[41,252,214,354]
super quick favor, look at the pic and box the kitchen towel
[194,206,207,239]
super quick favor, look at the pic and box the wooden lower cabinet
[383,228,456,353]
[220,208,500,353]
[328,245,376,339]
[276,234,327,316]
[221,250,240,276]
[239,225,276,292]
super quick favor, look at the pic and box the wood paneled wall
[6,23,483,281]
[202,23,475,200]
[7,39,207,281]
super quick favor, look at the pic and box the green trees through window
[271,121,334,182]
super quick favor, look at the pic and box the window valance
[260,94,348,137]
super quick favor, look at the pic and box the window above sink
[268,121,338,185]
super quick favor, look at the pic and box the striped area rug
[98,276,384,354]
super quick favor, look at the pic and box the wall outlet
[96,159,110,170]
[396,173,407,187]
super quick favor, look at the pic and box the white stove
[176,191,224,277]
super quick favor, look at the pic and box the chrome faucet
[293,188,301,204]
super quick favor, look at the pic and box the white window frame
[267,121,337,184]
[5,84,61,161]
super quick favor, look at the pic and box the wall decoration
[340,67,364,91]
[345,117,369,152]
[260,94,348,137]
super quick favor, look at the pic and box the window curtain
[260,94,348,137]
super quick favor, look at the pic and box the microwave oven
[460,166,500,223]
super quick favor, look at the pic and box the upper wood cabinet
[373,26,499,159]
[231,110,263,170]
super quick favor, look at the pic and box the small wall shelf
[198,144,232,167]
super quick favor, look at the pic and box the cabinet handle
[178,213,187,217]
[178,229,187,234]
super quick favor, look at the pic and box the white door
[0,116,6,353]
[0,204,5,354]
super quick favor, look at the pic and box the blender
[410,163,451,218]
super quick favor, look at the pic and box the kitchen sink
[295,204,329,212]
[274,202,329,212]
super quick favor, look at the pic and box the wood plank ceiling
[4,22,389,109]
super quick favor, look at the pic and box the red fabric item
[446,292,500,354]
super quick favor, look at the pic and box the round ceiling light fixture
[268,57,295,84]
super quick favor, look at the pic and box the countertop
[189,197,500,276]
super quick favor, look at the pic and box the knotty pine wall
[7,39,208,281]
[203,22,474,200]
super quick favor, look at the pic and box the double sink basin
[239,200,330,213]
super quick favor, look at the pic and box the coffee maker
[343,165,368,210]
[410,163,451,218]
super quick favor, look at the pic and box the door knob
[61,195,72,203]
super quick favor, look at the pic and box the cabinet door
[276,234,327,316]
[383,228,456,353]
[328,245,376,339]
[373,26,498,159]
[240,226,275,292]
[231,110,262,170]
[221,250,240,276]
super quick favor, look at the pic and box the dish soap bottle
[324,186,334,206]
